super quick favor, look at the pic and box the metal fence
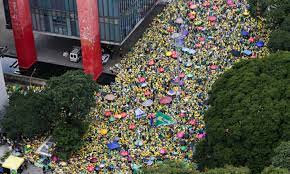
[27,0,158,45]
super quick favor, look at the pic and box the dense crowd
[24,0,269,173]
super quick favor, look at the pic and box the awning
[2,155,24,170]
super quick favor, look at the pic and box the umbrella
[210,65,218,70]
[188,49,196,55]
[148,60,155,66]
[142,99,153,107]
[241,30,249,37]
[158,67,165,73]
[104,94,116,101]
[179,81,185,86]
[144,90,151,96]
[187,73,193,78]
[120,151,129,156]
[231,49,241,57]
[109,117,115,122]
[175,17,184,24]
[182,47,189,52]
[249,37,255,43]
[135,108,145,118]
[147,113,155,119]
[114,114,122,119]
[107,141,120,150]
[121,112,127,118]
[195,21,203,26]
[135,139,143,146]
[188,119,196,126]
[138,77,146,83]
[256,41,264,47]
[90,157,97,163]
[87,165,94,172]
[181,146,187,151]
[100,129,108,135]
[167,89,176,96]
[198,37,205,42]
[190,4,197,9]
[104,111,112,117]
[243,50,252,56]
[177,132,184,138]
[141,82,147,87]
[165,51,172,57]
[182,30,189,36]
[208,16,217,22]
[160,148,167,154]
[129,123,136,130]
[179,73,185,78]
[171,51,178,59]
[160,96,173,104]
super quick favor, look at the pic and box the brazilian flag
[155,112,176,127]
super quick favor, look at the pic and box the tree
[52,121,86,160]
[195,52,290,173]
[140,160,197,174]
[204,165,250,174]
[261,166,289,174]
[1,91,52,140]
[280,15,290,32]
[268,30,290,51]
[46,70,98,159]
[271,141,290,170]
[46,70,97,125]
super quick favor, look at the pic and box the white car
[102,54,110,64]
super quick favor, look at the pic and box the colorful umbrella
[256,41,264,47]
[167,89,176,96]
[160,148,167,154]
[138,77,146,83]
[104,111,112,117]
[100,129,108,135]
[142,99,153,107]
[129,123,136,130]
[104,94,116,101]
[177,131,184,138]
[208,16,217,22]
[87,165,94,172]
[175,17,184,24]
[160,96,173,104]
[120,151,129,156]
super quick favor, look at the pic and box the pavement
[0,1,166,75]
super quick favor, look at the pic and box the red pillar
[76,0,103,80]
[9,0,37,69]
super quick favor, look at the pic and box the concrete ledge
[4,73,46,86]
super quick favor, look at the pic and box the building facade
[3,0,158,79]
[0,62,8,117]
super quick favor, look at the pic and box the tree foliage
[140,160,197,174]
[46,70,98,124]
[271,141,290,170]
[268,30,290,51]
[204,165,250,174]
[195,52,290,173]
[52,121,86,160]
[1,91,52,140]
[1,70,98,160]
[261,166,289,174]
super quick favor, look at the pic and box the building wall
[27,0,157,44]
[0,62,8,117]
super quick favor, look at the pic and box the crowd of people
[24,0,269,173]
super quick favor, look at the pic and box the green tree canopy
[46,70,98,125]
[205,165,250,174]
[140,160,197,174]
[195,52,290,173]
[261,166,289,174]
[268,30,290,51]
[271,141,290,170]
[1,91,52,140]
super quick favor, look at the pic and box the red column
[9,0,37,69]
[76,0,103,80]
